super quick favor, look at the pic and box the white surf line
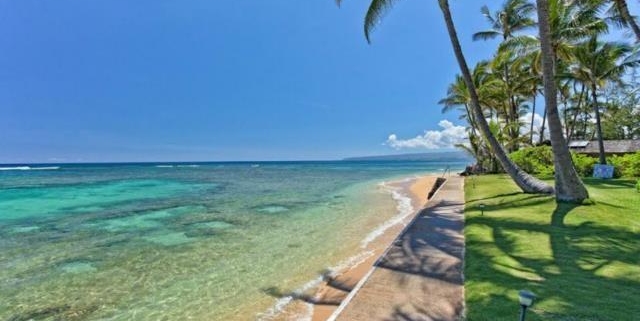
[327,175,450,321]
[359,183,414,249]
[258,174,435,321]
[257,276,324,321]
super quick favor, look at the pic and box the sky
[0,0,637,162]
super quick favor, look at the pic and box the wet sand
[331,175,465,321]
[310,175,438,321]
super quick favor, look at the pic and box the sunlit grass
[464,175,640,321]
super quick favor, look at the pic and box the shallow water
[0,161,466,321]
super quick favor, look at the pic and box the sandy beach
[308,175,438,321]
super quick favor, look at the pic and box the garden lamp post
[518,290,536,321]
[479,203,485,216]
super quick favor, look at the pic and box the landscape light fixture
[479,203,486,216]
[518,290,536,321]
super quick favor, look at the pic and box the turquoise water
[0,161,466,321]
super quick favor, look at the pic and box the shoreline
[309,175,438,321]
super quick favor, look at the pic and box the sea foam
[257,181,414,321]
[359,183,414,249]
[257,276,324,321]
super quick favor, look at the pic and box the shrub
[609,152,640,178]
[572,153,597,177]
[509,146,554,176]
[623,152,640,178]
[511,148,640,178]
[637,180,640,193]
[608,155,625,178]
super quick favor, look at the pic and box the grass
[464,175,640,321]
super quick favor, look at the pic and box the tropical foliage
[338,0,640,202]
[510,147,640,178]
[442,0,640,168]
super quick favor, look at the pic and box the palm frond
[473,30,502,41]
[364,0,401,43]
[480,5,497,26]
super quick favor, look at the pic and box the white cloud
[386,120,468,149]
[520,112,548,142]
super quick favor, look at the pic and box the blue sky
[0,1,636,162]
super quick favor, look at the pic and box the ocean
[0,160,467,321]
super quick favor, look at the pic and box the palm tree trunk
[562,94,569,138]
[536,0,589,202]
[614,0,640,42]
[510,96,520,151]
[438,0,554,194]
[582,94,590,139]
[567,84,586,141]
[530,95,537,145]
[463,103,478,136]
[505,65,520,152]
[539,107,547,145]
[591,83,607,164]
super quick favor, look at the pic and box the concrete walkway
[331,176,465,321]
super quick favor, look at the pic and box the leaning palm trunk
[438,0,554,194]
[536,0,589,202]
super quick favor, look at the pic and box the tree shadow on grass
[466,197,640,321]
[467,191,522,203]
[580,178,636,189]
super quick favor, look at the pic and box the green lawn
[464,175,640,321]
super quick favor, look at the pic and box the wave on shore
[360,183,414,249]
[258,179,416,321]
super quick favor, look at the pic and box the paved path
[331,176,465,321]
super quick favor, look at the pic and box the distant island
[343,151,473,162]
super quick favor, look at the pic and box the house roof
[569,140,640,154]
[568,141,589,148]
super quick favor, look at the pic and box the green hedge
[509,147,640,178]
[509,145,554,176]
[572,153,597,177]
[609,152,640,178]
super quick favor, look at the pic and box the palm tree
[536,0,589,202]
[440,65,500,172]
[575,0,640,40]
[522,66,542,145]
[568,36,640,164]
[606,0,640,42]
[336,0,554,194]
[472,0,536,42]
[437,0,552,194]
[508,0,608,68]
[473,0,537,151]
